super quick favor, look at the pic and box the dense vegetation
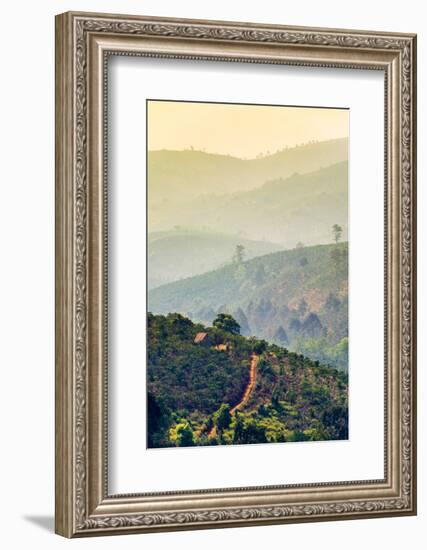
[147,313,348,448]
[149,242,348,370]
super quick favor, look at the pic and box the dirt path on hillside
[230,353,259,414]
[208,353,259,439]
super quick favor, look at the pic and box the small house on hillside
[194,332,211,346]
[194,332,231,351]
[214,343,229,352]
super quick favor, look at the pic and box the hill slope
[148,242,348,369]
[148,137,348,205]
[148,229,282,289]
[148,313,348,448]
[149,161,348,247]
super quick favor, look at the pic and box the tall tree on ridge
[233,244,246,264]
[332,224,343,244]
[213,313,241,335]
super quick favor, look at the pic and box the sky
[147,100,349,159]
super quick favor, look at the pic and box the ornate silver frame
[55,11,417,537]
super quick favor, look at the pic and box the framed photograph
[55,11,417,537]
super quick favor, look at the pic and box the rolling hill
[149,161,348,247]
[148,137,348,205]
[147,313,348,448]
[148,242,349,369]
[148,228,283,289]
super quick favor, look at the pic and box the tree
[168,312,193,337]
[240,420,268,444]
[295,241,305,249]
[213,404,231,432]
[233,412,245,443]
[176,423,194,447]
[147,393,172,448]
[276,431,287,443]
[213,313,241,335]
[322,405,348,440]
[288,430,310,442]
[233,244,246,264]
[252,339,268,355]
[332,224,343,244]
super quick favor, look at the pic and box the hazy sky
[148,100,349,159]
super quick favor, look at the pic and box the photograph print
[147,99,349,449]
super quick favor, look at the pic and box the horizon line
[147,136,348,161]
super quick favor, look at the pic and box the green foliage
[213,404,232,432]
[148,242,349,370]
[237,420,268,444]
[233,413,245,443]
[252,339,268,355]
[147,313,249,418]
[173,423,194,447]
[322,405,349,440]
[213,313,241,335]
[149,243,347,316]
[147,392,172,448]
[147,313,348,449]
[332,223,343,244]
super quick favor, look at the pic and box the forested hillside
[149,242,348,370]
[147,313,348,448]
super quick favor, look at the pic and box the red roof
[194,332,208,343]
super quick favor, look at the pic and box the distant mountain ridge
[148,137,348,206]
[150,161,348,247]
